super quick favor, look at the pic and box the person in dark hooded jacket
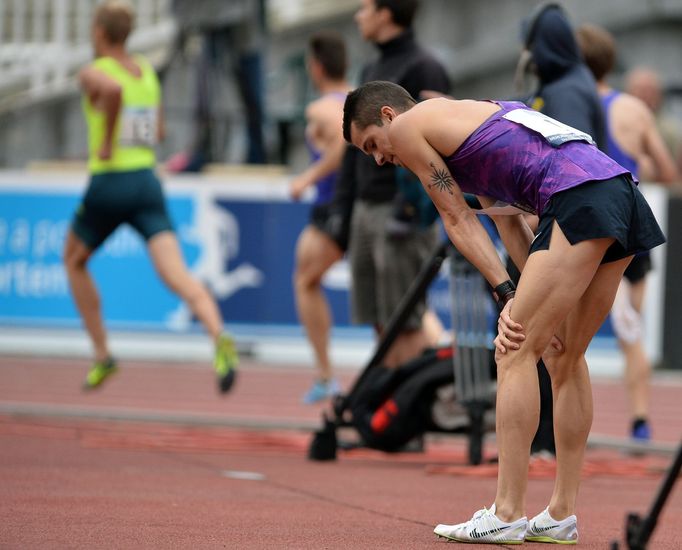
[513,3,606,457]
[517,3,606,150]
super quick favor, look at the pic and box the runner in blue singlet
[289,32,351,404]
[578,23,679,443]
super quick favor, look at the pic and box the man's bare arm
[290,102,346,199]
[157,105,166,143]
[477,196,535,273]
[390,119,511,288]
[79,66,122,159]
[641,108,680,184]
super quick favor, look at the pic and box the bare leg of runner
[294,226,343,381]
[63,230,109,362]
[148,231,238,393]
[620,279,651,425]
[493,224,629,522]
[540,257,630,519]
[147,231,223,341]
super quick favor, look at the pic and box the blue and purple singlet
[305,91,348,206]
[601,91,638,177]
[443,101,631,215]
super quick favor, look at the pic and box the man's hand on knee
[494,299,525,354]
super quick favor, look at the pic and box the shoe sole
[526,535,577,544]
[435,533,523,544]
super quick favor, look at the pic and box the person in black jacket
[518,3,605,148]
[514,3,606,457]
[329,0,450,370]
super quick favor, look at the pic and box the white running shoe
[526,507,578,544]
[434,504,528,544]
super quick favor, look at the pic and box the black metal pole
[336,241,449,413]
[627,440,682,549]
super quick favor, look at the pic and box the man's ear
[380,105,396,121]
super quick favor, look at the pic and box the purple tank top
[443,101,632,215]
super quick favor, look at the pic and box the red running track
[1,355,681,549]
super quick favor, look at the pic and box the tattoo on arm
[428,162,454,195]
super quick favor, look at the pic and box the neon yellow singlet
[83,55,160,174]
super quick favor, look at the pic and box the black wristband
[493,280,516,309]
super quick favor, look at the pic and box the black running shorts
[529,175,665,263]
[623,251,652,284]
[309,203,348,252]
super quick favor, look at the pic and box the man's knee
[494,343,541,384]
[542,347,585,387]
[63,251,82,272]
[495,330,548,370]
[63,239,89,272]
[294,264,322,291]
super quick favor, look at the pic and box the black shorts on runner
[310,202,348,252]
[71,168,174,250]
[529,175,666,263]
[623,251,652,284]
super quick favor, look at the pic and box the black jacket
[333,30,450,220]
[523,6,606,150]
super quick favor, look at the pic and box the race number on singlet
[119,106,157,148]
[503,108,595,147]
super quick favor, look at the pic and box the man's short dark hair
[309,31,347,81]
[343,81,416,142]
[576,23,616,82]
[376,0,419,29]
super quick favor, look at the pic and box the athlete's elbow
[446,205,476,228]
[443,207,478,241]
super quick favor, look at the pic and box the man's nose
[373,152,384,166]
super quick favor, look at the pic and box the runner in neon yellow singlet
[64,0,238,393]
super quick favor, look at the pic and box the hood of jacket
[524,6,581,84]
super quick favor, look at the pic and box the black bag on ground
[345,347,456,452]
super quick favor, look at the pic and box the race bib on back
[503,108,595,147]
[119,106,157,148]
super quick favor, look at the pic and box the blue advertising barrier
[0,171,667,363]
[0,172,353,332]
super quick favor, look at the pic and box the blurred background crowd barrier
[1,0,682,369]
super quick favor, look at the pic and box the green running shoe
[214,333,238,393]
[83,357,118,390]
